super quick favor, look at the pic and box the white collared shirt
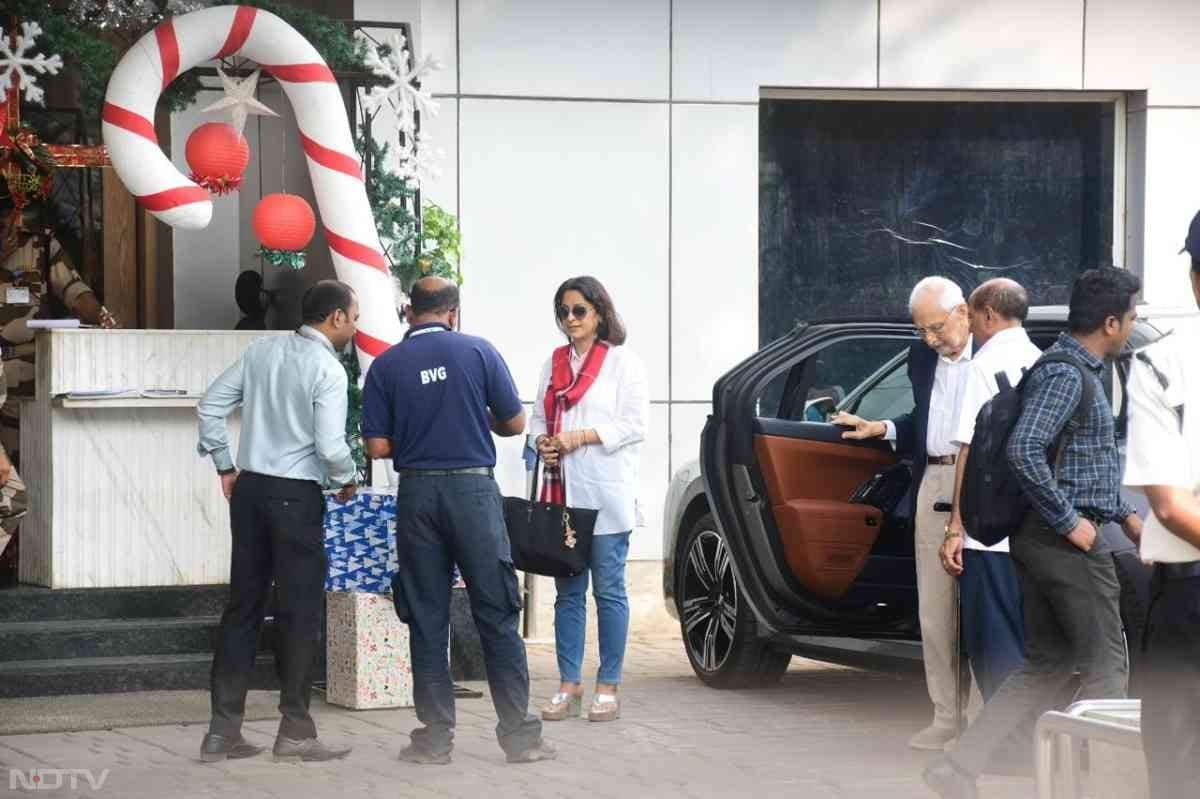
[953,326,1043,552]
[529,344,650,535]
[926,340,974,458]
[1124,331,1200,563]
[881,338,973,454]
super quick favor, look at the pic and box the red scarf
[540,340,610,504]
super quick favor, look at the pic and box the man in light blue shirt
[196,280,359,765]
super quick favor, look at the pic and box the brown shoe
[541,692,582,721]
[506,739,557,764]
[272,736,351,763]
[587,694,621,722]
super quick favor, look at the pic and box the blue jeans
[554,532,631,685]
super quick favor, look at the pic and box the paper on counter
[28,319,82,329]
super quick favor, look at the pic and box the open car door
[701,322,920,639]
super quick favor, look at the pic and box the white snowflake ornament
[359,33,442,135]
[0,22,64,106]
[396,133,444,187]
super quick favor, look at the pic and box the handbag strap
[529,449,542,503]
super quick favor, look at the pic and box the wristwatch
[943,524,963,540]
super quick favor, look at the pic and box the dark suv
[661,306,1186,687]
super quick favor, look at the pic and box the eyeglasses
[913,310,954,339]
[556,304,591,321]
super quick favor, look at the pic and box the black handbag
[502,454,597,578]
[848,462,912,517]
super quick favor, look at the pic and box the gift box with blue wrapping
[323,489,407,708]
[322,489,477,709]
[323,490,399,593]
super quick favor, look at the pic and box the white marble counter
[20,329,287,589]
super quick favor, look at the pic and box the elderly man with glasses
[832,275,975,751]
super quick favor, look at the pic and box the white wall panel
[459,98,669,402]
[1140,109,1200,306]
[1086,0,1200,106]
[672,0,877,102]
[881,0,1083,89]
[671,104,757,401]
[669,402,711,480]
[459,0,670,99]
[630,405,670,561]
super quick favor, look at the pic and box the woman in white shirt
[530,276,649,723]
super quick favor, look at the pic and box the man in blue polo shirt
[361,276,553,765]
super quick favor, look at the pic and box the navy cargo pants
[391,473,542,756]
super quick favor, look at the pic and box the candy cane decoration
[101,5,401,367]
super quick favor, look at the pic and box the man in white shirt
[940,279,1041,703]
[1123,211,1200,799]
[833,276,974,750]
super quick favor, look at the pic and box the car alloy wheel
[681,528,738,673]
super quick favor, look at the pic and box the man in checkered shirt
[925,268,1145,799]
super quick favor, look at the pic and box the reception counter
[19,329,286,588]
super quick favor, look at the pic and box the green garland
[340,347,368,484]
[257,245,306,270]
[354,132,462,293]
[10,0,368,139]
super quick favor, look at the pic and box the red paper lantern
[253,193,316,252]
[185,123,249,195]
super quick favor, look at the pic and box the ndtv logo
[9,769,110,790]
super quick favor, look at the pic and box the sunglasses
[556,304,591,321]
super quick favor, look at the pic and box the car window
[757,370,790,418]
[845,358,915,420]
[798,338,914,422]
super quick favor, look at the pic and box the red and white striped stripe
[102,5,402,367]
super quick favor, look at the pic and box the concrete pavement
[0,635,1115,798]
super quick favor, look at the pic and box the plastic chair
[1034,699,1142,799]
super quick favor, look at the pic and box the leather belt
[1156,562,1200,582]
[927,455,957,466]
[396,466,493,479]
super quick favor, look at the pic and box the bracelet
[943,525,963,540]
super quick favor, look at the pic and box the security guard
[361,276,554,765]
[1123,209,1200,799]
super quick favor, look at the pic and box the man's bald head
[409,276,460,316]
[969,278,1028,322]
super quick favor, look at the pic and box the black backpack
[960,353,1095,546]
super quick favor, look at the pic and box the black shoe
[506,739,557,764]
[398,743,452,765]
[200,733,265,763]
[922,757,978,799]
[272,736,352,763]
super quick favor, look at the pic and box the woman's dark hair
[553,276,626,345]
[1067,267,1142,334]
[301,280,356,324]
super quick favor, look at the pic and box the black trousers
[951,512,1127,777]
[210,472,326,740]
[1141,573,1200,799]
[391,473,541,756]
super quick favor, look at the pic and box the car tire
[675,512,790,688]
